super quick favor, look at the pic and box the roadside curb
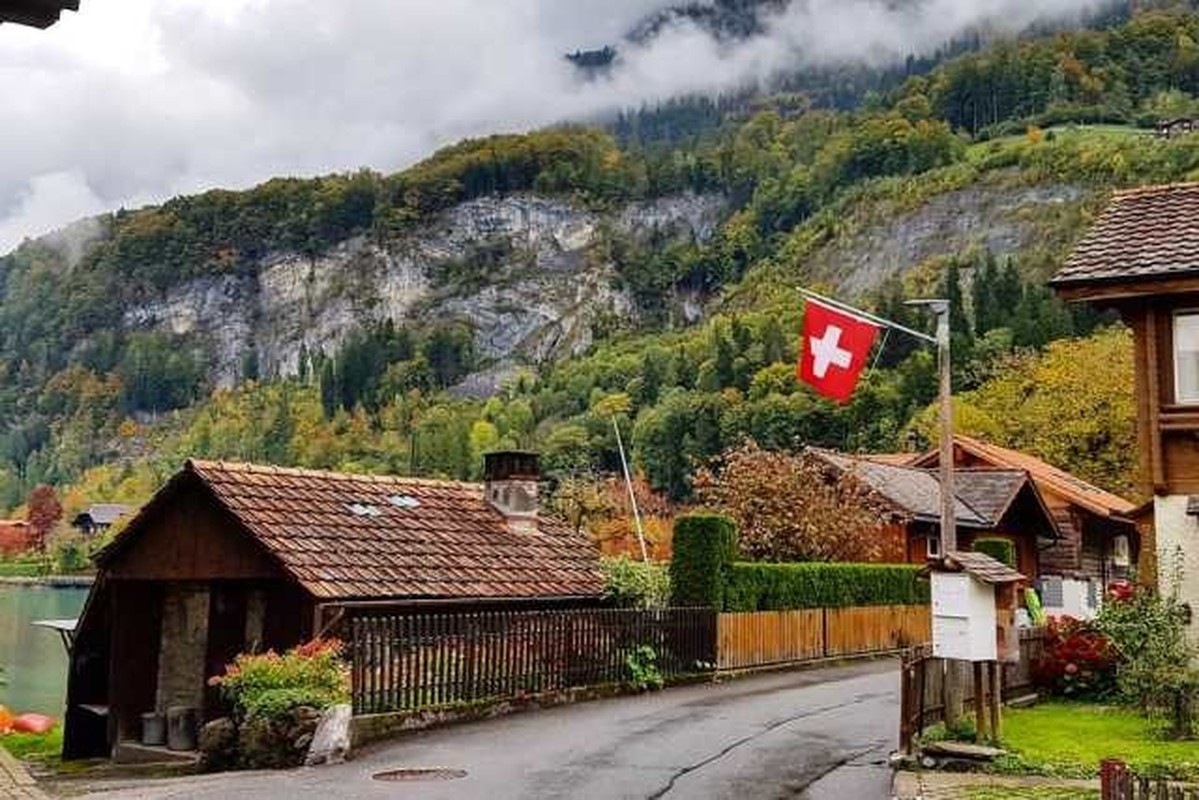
[892,769,1100,799]
[0,745,50,799]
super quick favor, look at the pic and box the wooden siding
[1123,295,1199,496]
[106,481,286,582]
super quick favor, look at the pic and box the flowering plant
[209,638,349,720]
[1031,616,1118,700]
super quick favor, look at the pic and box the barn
[62,452,603,760]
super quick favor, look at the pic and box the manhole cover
[372,768,468,782]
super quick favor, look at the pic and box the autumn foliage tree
[26,484,63,553]
[693,441,896,563]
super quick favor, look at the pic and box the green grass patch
[966,788,1098,800]
[0,558,49,578]
[995,703,1199,780]
[1,726,62,763]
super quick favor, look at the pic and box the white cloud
[0,0,1114,254]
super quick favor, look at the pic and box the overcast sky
[0,0,1112,254]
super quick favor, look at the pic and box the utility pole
[934,300,956,556]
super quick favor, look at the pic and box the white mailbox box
[929,551,1026,663]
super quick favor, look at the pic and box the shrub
[669,514,737,609]
[724,563,929,611]
[973,537,1016,568]
[208,638,349,722]
[601,556,670,609]
[1031,616,1118,700]
[625,645,664,692]
[1097,567,1199,738]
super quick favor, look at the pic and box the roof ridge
[1111,180,1199,198]
[186,459,483,490]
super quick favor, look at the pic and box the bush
[973,537,1016,568]
[601,556,671,609]
[208,639,349,722]
[724,563,929,611]
[1097,570,1199,738]
[1031,616,1118,700]
[669,514,737,609]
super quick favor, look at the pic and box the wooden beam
[1146,306,1165,491]
[1055,276,1199,304]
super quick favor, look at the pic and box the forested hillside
[6,7,1199,514]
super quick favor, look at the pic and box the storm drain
[372,768,468,782]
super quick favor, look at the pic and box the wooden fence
[717,605,930,670]
[1102,759,1199,799]
[348,607,716,715]
[899,627,1046,751]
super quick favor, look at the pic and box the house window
[1175,312,1199,403]
[926,535,942,559]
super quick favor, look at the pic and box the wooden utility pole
[935,300,955,555]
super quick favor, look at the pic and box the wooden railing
[899,627,1046,751]
[348,608,716,715]
[717,605,930,670]
[1102,759,1199,799]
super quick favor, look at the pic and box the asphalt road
[72,660,899,800]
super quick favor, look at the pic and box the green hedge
[724,563,930,612]
[973,537,1016,568]
[669,514,738,609]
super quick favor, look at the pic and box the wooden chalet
[1051,181,1199,635]
[70,503,132,537]
[0,0,78,28]
[810,450,1060,579]
[909,436,1139,590]
[63,452,603,760]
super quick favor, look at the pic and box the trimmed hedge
[724,563,930,612]
[669,514,738,609]
[973,537,1016,568]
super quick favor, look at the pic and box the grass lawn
[1,727,62,763]
[997,702,1199,780]
[966,789,1098,800]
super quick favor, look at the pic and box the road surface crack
[645,692,889,799]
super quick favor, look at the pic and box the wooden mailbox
[929,551,1026,663]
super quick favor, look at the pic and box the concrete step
[113,741,201,767]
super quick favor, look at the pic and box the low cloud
[0,0,1113,254]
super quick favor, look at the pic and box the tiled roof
[912,436,1136,519]
[942,551,1026,584]
[860,453,920,466]
[813,451,979,523]
[1,1,79,29]
[952,469,1028,525]
[1052,183,1199,286]
[176,460,603,601]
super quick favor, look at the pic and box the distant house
[0,0,79,28]
[0,519,31,556]
[63,452,603,760]
[70,504,132,537]
[1051,180,1199,638]
[809,450,1061,581]
[908,436,1139,618]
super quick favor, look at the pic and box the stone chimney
[484,451,540,535]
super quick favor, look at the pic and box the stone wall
[156,585,210,713]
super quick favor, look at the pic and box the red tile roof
[1052,182,1199,286]
[147,460,603,602]
[911,435,1136,519]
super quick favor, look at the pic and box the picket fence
[348,604,930,716]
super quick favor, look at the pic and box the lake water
[0,584,89,716]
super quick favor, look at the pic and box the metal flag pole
[612,416,650,564]
[797,287,953,553]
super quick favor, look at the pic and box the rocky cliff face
[123,192,725,391]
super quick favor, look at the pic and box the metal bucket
[140,712,166,746]
[166,706,198,751]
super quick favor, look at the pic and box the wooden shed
[63,455,603,760]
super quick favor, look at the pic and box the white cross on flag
[797,298,881,404]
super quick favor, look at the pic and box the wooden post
[973,661,988,742]
[944,659,965,727]
[988,660,1002,742]
[1100,758,1127,800]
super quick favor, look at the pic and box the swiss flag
[797,298,881,404]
